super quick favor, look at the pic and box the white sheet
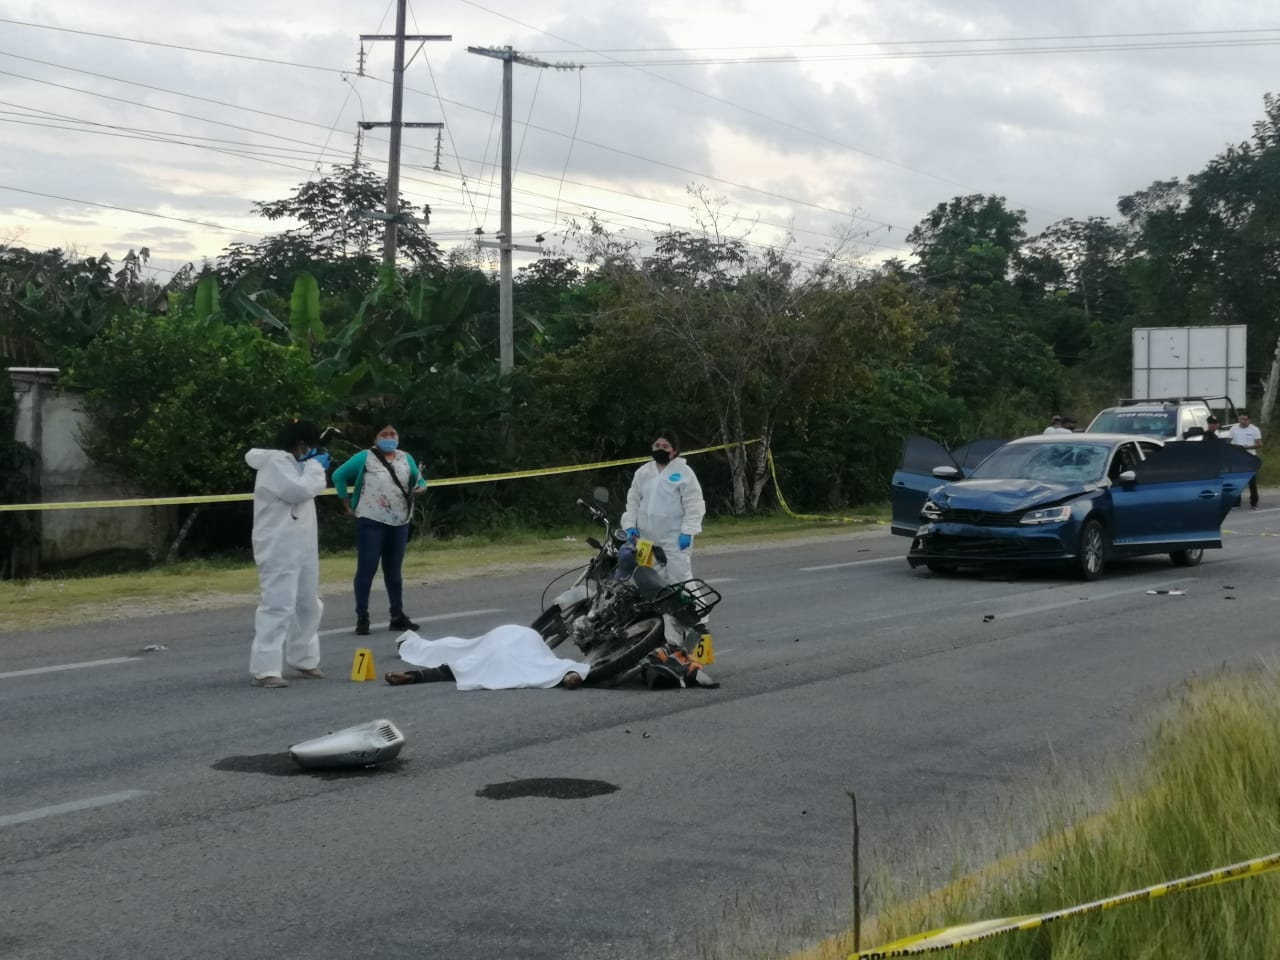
[396,624,591,690]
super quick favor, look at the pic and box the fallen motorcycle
[532,488,721,685]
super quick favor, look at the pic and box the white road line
[0,657,140,680]
[318,607,505,638]
[800,556,903,572]
[704,578,738,584]
[0,790,150,828]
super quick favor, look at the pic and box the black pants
[1249,472,1259,507]
[401,666,454,684]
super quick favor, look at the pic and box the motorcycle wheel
[586,616,666,686]
[532,604,578,650]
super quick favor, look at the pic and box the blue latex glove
[626,527,639,542]
[310,452,331,471]
[678,533,692,551]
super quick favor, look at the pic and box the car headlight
[921,500,943,520]
[1020,505,1072,525]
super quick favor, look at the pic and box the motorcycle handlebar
[575,498,607,522]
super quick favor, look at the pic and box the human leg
[285,551,323,673]
[251,563,297,680]
[659,543,694,645]
[1249,473,1259,507]
[385,665,454,685]
[381,522,413,625]
[353,518,385,626]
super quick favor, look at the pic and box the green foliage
[193,274,220,323]
[66,307,327,494]
[289,273,323,345]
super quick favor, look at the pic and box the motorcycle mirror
[591,486,609,506]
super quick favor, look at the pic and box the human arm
[407,454,428,495]
[330,452,365,511]
[620,466,646,533]
[679,468,706,538]
[260,455,328,505]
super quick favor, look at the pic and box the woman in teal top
[331,424,427,636]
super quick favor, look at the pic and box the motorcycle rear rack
[652,578,721,621]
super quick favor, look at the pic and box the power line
[0,66,340,154]
[0,16,345,73]
[552,69,583,233]
[0,30,915,235]
[450,0,975,193]
[576,36,1280,67]
[0,50,346,137]
[521,25,1280,54]
[0,184,262,234]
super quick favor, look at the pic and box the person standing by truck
[1227,410,1263,508]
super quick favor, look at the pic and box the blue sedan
[890,433,1259,580]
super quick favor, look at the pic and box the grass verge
[787,665,1280,960]
[0,507,888,632]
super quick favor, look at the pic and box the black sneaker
[355,618,370,636]
[388,614,419,632]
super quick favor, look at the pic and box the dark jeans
[354,518,410,619]
[1249,471,1259,507]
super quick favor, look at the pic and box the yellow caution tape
[0,440,758,513]
[765,449,885,525]
[853,851,1280,958]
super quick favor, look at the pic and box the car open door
[1218,442,1261,516]
[1112,441,1229,548]
[951,438,1006,475]
[891,437,958,537]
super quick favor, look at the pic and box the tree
[66,306,326,556]
[906,195,1061,426]
[218,163,440,294]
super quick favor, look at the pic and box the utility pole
[467,46,581,374]
[360,1,450,267]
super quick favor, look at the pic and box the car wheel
[925,561,959,574]
[1170,547,1204,567]
[1076,519,1108,581]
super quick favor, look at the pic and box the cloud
[0,0,1276,265]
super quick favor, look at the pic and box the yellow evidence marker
[692,630,715,665]
[635,538,656,567]
[350,647,376,681]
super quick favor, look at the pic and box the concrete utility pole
[466,46,581,374]
[360,1,450,267]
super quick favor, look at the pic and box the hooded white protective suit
[245,448,328,679]
[621,455,705,585]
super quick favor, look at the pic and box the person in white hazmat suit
[244,419,331,688]
[620,428,707,645]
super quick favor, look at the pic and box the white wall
[10,370,173,571]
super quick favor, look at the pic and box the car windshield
[1088,409,1177,436]
[969,442,1111,483]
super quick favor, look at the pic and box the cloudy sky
[0,0,1277,279]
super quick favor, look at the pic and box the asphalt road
[3,509,1280,960]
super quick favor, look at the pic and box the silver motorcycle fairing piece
[289,719,406,769]
[551,582,593,611]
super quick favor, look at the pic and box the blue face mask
[376,438,399,453]
[300,447,316,461]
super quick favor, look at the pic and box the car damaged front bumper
[906,519,1077,567]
